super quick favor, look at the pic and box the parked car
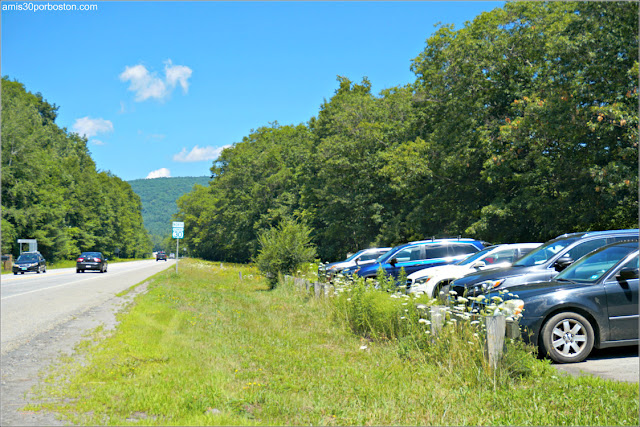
[12,251,46,275]
[76,252,108,273]
[449,229,639,297]
[156,251,168,261]
[488,241,638,363]
[319,247,392,280]
[406,243,541,297]
[342,238,490,280]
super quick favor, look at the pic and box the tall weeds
[330,274,543,389]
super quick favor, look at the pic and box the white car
[405,243,541,297]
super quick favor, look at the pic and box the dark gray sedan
[487,241,638,364]
[76,251,108,273]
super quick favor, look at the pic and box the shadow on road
[586,345,638,361]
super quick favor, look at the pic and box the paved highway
[1,259,174,354]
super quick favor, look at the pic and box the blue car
[342,238,490,279]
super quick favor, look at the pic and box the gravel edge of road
[0,281,151,426]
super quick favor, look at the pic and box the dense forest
[1,78,152,261]
[128,176,210,250]
[176,1,639,263]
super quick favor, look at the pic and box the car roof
[554,228,639,239]
[407,238,481,245]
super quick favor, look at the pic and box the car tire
[540,312,594,363]
[37,270,40,274]
[13,272,17,275]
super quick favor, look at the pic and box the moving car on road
[12,252,46,275]
[406,243,541,297]
[156,251,168,261]
[77,252,108,273]
[489,241,639,363]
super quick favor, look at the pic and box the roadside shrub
[255,218,317,289]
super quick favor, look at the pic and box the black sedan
[76,252,108,273]
[12,252,46,275]
[487,241,638,363]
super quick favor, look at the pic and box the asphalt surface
[552,345,639,383]
[1,259,175,426]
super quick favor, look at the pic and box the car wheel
[13,272,17,275]
[37,269,40,274]
[540,312,594,363]
[43,266,46,273]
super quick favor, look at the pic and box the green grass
[27,259,639,425]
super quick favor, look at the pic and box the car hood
[486,280,589,302]
[407,264,466,280]
[452,265,536,287]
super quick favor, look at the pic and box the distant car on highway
[156,251,167,261]
[12,252,46,275]
[76,252,108,273]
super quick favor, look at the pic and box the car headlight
[414,276,432,285]
[478,279,505,291]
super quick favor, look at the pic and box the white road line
[1,269,132,301]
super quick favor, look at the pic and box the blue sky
[2,1,504,181]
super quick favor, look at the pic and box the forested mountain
[1,78,152,261]
[128,176,210,250]
[177,1,639,263]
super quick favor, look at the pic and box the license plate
[21,267,27,270]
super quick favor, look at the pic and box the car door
[603,255,639,341]
[390,246,423,277]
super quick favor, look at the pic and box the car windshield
[376,245,404,263]
[556,244,637,283]
[456,246,498,266]
[344,250,366,262]
[17,254,38,262]
[512,237,579,267]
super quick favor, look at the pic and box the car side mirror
[617,267,639,281]
[105,258,108,261]
[554,254,574,272]
[472,261,486,269]
[389,258,398,267]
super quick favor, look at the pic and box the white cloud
[92,139,106,146]
[146,168,171,179]
[119,60,193,102]
[72,117,114,138]
[172,145,230,162]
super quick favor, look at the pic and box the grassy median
[28,259,639,425]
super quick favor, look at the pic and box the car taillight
[77,258,84,262]
[94,257,101,262]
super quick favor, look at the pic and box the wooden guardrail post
[505,318,520,340]
[429,306,446,336]
[485,314,506,370]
